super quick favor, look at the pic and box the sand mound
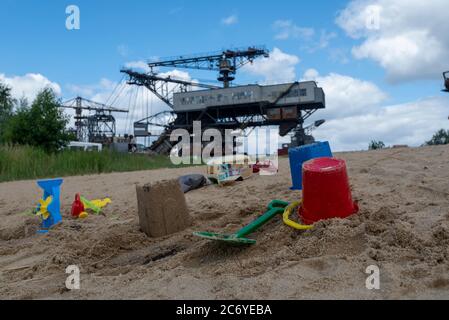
[1,145,449,299]
[0,215,39,241]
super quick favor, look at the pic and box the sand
[1,145,449,299]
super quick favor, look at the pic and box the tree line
[0,82,74,153]
[369,129,449,150]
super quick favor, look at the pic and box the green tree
[4,88,72,152]
[426,129,449,146]
[369,140,386,150]
[0,82,16,141]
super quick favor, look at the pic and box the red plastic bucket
[299,157,359,225]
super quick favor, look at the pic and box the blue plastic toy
[36,178,63,233]
[288,141,333,190]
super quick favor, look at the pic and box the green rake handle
[234,200,289,238]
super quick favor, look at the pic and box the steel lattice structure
[61,97,128,144]
[121,46,326,154]
[147,46,269,88]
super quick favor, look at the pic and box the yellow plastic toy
[79,212,89,219]
[283,201,314,231]
[90,198,111,209]
[36,196,52,220]
[80,196,111,214]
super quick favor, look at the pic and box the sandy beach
[1,145,449,299]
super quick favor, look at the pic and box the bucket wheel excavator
[121,46,326,155]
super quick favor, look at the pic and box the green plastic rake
[193,200,289,245]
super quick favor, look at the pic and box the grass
[0,145,190,183]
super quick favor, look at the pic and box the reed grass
[0,145,185,182]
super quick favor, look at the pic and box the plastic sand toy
[80,196,111,214]
[193,200,289,245]
[71,194,85,218]
[288,141,332,190]
[36,178,63,233]
[282,201,313,231]
[299,157,359,224]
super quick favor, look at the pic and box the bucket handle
[283,201,313,231]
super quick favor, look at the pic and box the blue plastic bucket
[288,142,333,190]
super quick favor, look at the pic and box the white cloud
[158,69,192,81]
[313,96,449,151]
[242,47,300,84]
[273,20,315,40]
[221,15,238,26]
[66,78,117,98]
[273,20,337,54]
[302,69,449,151]
[124,60,152,73]
[0,73,61,102]
[336,0,449,82]
[303,30,338,53]
[303,69,320,81]
[316,30,338,50]
[328,47,350,64]
[65,84,95,97]
[302,68,388,118]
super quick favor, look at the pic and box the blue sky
[1,0,448,150]
[0,1,345,82]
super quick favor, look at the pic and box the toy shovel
[193,200,289,245]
